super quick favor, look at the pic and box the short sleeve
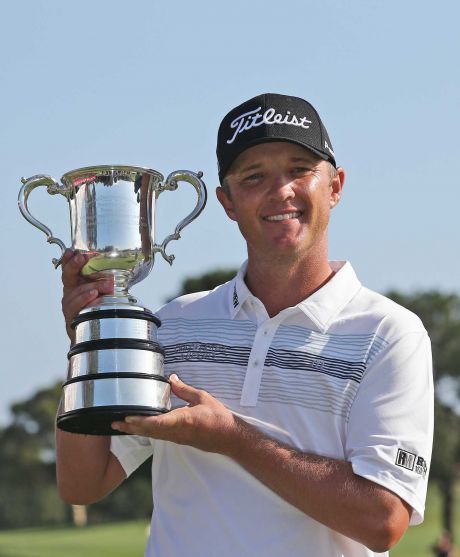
[346,331,433,525]
[110,434,154,477]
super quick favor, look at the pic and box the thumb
[169,374,202,405]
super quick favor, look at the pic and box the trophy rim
[61,165,164,182]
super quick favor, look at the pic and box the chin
[271,234,308,250]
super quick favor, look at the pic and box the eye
[242,172,264,183]
[292,167,313,175]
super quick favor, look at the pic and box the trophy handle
[153,170,207,265]
[18,174,69,268]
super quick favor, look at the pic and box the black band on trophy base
[57,373,171,435]
[68,338,166,359]
[71,308,161,329]
[56,405,170,436]
[62,371,170,386]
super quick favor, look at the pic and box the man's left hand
[111,374,241,455]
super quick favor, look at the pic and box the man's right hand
[61,250,114,343]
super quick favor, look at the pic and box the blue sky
[1,0,459,423]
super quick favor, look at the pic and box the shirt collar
[296,261,361,332]
[228,260,362,332]
[229,260,251,318]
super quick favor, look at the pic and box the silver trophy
[19,165,207,435]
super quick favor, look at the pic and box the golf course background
[0,483,458,557]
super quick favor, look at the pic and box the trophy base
[57,405,169,436]
[60,306,171,436]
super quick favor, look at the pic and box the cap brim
[220,137,335,183]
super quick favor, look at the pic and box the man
[57,93,433,557]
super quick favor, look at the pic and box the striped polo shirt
[111,260,433,557]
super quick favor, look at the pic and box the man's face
[216,142,344,262]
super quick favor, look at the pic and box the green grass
[0,521,147,557]
[0,484,458,556]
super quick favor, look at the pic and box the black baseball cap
[216,93,336,184]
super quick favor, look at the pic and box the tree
[172,268,238,298]
[430,400,460,535]
[0,382,67,528]
[0,382,153,528]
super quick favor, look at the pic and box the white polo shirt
[111,261,433,557]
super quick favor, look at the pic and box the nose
[267,173,296,201]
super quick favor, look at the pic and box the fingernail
[125,416,136,423]
[111,423,121,430]
[169,374,180,382]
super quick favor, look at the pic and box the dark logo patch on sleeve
[396,449,416,470]
[396,449,427,478]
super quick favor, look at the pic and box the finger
[62,249,74,266]
[64,280,114,305]
[87,271,116,282]
[169,374,205,405]
[63,287,99,325]
[62,252,87,287]
[62,281,113,322]
[111,412,181,437]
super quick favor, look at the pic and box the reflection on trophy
[18,165,207,435]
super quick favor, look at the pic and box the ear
[216,186,237,221]
[330,167,345,209]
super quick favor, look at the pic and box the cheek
[318,197,332,223]
[222,198,241,221]
[311,179,334,208]
[307,188,332,227]
[301,181,322,208]
[226,202,254,232]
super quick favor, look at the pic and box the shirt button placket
[240,322,277,407]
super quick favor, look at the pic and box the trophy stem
[113,270,130,296]
[97,270,140,306]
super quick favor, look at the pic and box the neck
[245,248,334,318]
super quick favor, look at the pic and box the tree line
[0,270,459,537]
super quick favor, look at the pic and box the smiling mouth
[263,211,303,222]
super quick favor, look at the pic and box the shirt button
[253,360,259,366]
[263,329,268,335]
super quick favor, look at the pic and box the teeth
[265,212,301,222]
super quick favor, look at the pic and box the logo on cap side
[324,141,335,157]
[226,106,312,145]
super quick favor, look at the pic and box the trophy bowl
[19,165,207,435]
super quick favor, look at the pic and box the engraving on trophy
[19,165,207,435]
